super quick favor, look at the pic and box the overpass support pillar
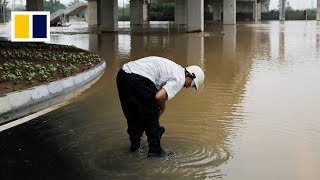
[131,0,144,25]
[253,0,257,21]
[279,0,285,21]
[87,0,99,32]
[257,2,261,21]
[143,1,150,23]
[175,0,186,25]
[253,0,261,21]
[85,7,88,22]
[186,0,204,32]
[223,0,236,25]
[317,0,320,20]
[100,0,118,32]
[26,0,43,11]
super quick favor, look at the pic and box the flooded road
[1,21,320,179]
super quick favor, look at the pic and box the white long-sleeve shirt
[122,56,185,100]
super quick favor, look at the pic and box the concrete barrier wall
[0,60,107,125]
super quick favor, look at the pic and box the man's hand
[155,88,167,116]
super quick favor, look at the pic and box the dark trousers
[117,69,163,148]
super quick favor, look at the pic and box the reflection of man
[117,56,205,157]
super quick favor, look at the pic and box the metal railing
[50,1,87,23]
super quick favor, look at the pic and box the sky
[58,0,78,5]
[269,0,317,10]
[5,0,319,10]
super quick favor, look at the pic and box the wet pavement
[1,21,320,179]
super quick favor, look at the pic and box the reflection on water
[1,21,320,179]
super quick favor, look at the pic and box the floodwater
[1,21,320,179]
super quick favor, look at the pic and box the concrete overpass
[86,0,271,32]
[50,1,87,25]
[26,0,320,33]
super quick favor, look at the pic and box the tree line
[262,9,317,20]
[263,1,317,20]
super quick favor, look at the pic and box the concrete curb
[0,60,106,125]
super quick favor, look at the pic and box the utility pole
[279,0,286,21]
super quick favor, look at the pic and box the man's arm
[155,88,167,116]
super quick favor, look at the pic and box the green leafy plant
[0,41,101,85]
[39,68,50,80]
[26,72,36,81]
[2,71,17,81]
[48,64,57,73]
[62,64,77,76]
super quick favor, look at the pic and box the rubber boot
[147,127,172,157]
[159,126,165,139]
[128,129,143,152]
[130,142,141,152]
[148,146,173,157]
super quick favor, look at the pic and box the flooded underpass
[1,21,320,179]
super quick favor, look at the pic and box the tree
[68,0,80,7]
[118,3,130,21]
[0,0,9,23]
[285,1,293,11]
[149,3,174,21]
[44,0,66,14]
[262,8,316,20]
[262,10,279,20]
[277,0,293,11]
[0,0,8,6]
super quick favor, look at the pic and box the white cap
[185,66,205,95]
